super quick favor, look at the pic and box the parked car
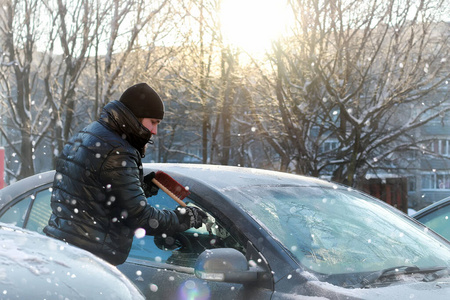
[0,223,144,299]
[2,163,450,299]
[412,196,450,241]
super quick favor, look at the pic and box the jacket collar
[99,100,151,157]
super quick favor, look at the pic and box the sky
[219,0,294,54]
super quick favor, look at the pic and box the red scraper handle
[151,171,190,207]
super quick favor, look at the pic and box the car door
[0,180,275,299]
[118,192,259,299]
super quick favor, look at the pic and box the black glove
[174,206,208,231]
[143,172,159,197]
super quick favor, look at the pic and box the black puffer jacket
[44,100,180,265]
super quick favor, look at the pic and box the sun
[219,0,292,54]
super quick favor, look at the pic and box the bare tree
[159,0,265,166]
[49,0,98,158]
[248,0,450,185]
[95,0,169,114]
[0,0,56,180]
[159,0,224,164]
[45,0,170,162]
[1,0,448,186]
[0,0,172,180]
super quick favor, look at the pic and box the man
[44,83,206,266]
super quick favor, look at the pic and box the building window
[407,176,416,192]
[421,172,450,190]
[320,139,339,153]
[430,139,450,156]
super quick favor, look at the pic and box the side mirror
[194,248,261,283]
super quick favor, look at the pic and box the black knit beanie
[119,83,164,119]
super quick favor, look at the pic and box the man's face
[141,118,161,136]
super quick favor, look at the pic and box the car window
[0,188,52,234]
[0,196,31,227]
[227,186,450,275]
[25,188,53,234]
[128,193,245,268]
[417,204,450,241]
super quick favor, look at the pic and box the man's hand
[143,172,159,197]
[174,206,208,231]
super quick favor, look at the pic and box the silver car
[0,223,144,299]
[412,196,450,241]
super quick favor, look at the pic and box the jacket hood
[99,100,151,157]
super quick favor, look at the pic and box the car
[2,163,450,299]
[0,223,144,299]
[412,196,450,241]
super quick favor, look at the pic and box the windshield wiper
[358,266,449,288]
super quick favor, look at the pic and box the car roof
[0,223,144,299]
[412,196,450,219]
[0,170,55,208]
[143,163,339,190]
[0,164,343,210]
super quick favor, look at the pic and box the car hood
[276,272,450,299]
[311,279,450,299]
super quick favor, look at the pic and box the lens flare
[176,279,210,300]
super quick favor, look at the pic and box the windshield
[227,185,450,276]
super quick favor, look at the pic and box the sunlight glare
[220,0,291,54]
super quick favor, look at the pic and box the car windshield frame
[224,184,450,278]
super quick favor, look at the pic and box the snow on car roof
[144,163,337,190]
